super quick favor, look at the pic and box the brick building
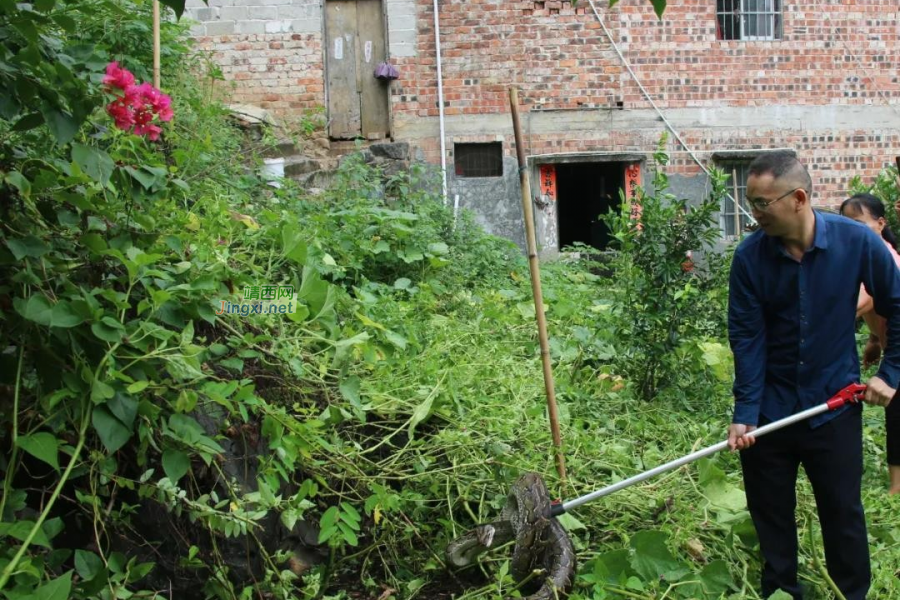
[185,0,900,251]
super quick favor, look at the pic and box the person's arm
[728,251,766,448]
[857,283,874,318]
[861,231,900,405]
[861,309,885,367]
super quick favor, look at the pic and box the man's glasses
[745,187,804,212]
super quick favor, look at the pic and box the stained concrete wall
[394,103,900,208]
[667,173,711,212]
[397,101,900,254]
[666,172,735,255]
[385,0,417,58]
[444,155,738,257]
[447,156,526,250]
[185,0,415,53]
[444,151,720,255]
[184,0,323,36]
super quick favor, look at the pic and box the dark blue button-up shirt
[728,211,900,428]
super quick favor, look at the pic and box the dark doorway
[556,162,625,251]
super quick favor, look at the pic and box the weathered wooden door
[324,0,390,140]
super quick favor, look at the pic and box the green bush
[0,4,527,598]
[602,135,732,403]
[0,3,341,598]
[293,151,522,290]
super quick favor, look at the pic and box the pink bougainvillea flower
[132,82,154,99]
[153,93,174,122]
[137,83,174,122]
[133,104,154,127]
[139,124,162,141]
[106,98,134,130]
[122,83,141,104]
[103,62,174,140]
[103,61,135,90]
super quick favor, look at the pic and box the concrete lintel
[395,104,900,140]
[710,148,796,161]
[528,151,646,165]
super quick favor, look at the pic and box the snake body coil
[445,473,575,600]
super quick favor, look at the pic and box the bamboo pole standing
[152,1,161,88]
[508,87,566,484]
[732,168,741,239]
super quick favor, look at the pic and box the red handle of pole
[826,382,867,410]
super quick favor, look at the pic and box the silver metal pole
[556,402,836,515]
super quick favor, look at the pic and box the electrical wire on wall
[585,0,900,226]
[586,0,760,225]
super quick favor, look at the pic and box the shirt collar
[765,210,828,257]
[812,210,829,250]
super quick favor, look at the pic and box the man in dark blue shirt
[727,151,900,600]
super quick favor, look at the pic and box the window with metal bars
[454,142,503,178]
[719,161,753,237]
[716,0,783,41]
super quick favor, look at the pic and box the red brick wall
[391,0,900,116]
[393,0,900,204]
[389,0,620,117]
[414,128,900,207]
[188,1,900,204]
[667,130,900,208]
[190,33,325,113]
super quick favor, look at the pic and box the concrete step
[328,140,363,157]
[276,139,298,157]
[326,140,409,160]
[284,156,321,177]
[369,142,409,160]
[290,169,336,189]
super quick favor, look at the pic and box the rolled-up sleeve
[729,251,767,425]
[862,234,900,388]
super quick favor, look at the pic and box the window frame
[716,0,783,42]
[716,159,753,238]
[453,142,504,178]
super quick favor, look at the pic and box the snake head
[475,524,496,547]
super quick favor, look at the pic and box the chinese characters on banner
[539,164,556,204]
[623,163,642,229]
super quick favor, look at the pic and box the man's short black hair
[748,150,813,195]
